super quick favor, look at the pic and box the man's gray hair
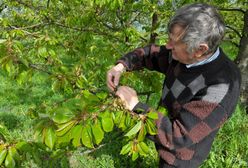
[168,3,225,54]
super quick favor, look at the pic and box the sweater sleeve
[117,44,170,73]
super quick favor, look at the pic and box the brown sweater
[117,45,241,168]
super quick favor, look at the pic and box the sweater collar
[186,48,220,68]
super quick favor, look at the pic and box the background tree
[0,0,247,167]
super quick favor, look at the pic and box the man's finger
[114,74,120,87]
[107,73,115,91]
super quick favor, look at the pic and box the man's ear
[194,44,209,59]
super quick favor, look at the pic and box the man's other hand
[116,86,139,111]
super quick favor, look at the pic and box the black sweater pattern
[117,45,241,168]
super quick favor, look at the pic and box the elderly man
[107,3,241,168]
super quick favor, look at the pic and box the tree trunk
[236,10,248,109]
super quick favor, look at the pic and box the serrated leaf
[120,142,131,155]
[45,127,56,149]
[71,125,83,147]
[125,121,142,137]
[101,117,114,133]
[92,122,104,145]
[81,126,94,148]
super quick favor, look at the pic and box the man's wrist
[115,63,126,72]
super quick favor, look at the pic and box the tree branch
[150,12,159,44]
[10,23,48,30]
[218,8,245,14]
[222,39,239,48]
[47,0,50,8]
[29,63,52,74]
[226,25,242,38]
[52,22,124,43]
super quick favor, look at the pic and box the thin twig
[226,25,242,38]
[218,8,245,14]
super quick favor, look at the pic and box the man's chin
[172,55,178,61]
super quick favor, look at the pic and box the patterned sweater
[117,45,241,168]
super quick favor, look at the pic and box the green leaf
[113,111,123,124]
[118,113,127,130]
[101,117,114,133]
[82,90,100,104]
[0,149,7,165]
[62,98,85,112]
[131,151,139,161]
[125,121,142,137]
[71,125,83,147]
[145,119,157,135]
[147,111,158,120]
[92,122,104,145]
[157,106,168,116]
[96,92,108,100]
[137,124,146,142]
[15,141,32,153]
[38,47,47,57]
[52,107,74,124]
[4,152,15,168]
[120,142,131,155]
[8,147,20,161]
[81,126,94,148]
[56,120,76,136]
[45,127,56,149]
[0,39,6,44]
[139,142,149,154]
[125,112,132,127]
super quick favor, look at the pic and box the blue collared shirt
[186,48,220,68]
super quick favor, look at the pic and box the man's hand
[107,63,126,91]
[116,86,139,111]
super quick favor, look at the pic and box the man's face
[166,25,195,64]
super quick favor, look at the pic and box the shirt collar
[186,48,220,68]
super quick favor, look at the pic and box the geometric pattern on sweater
[162,75,206,100]
[202,83,229,103]
[117,44,241,168]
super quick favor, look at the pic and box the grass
[0,71,248,168]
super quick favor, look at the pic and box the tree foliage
[0,0,247,167]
